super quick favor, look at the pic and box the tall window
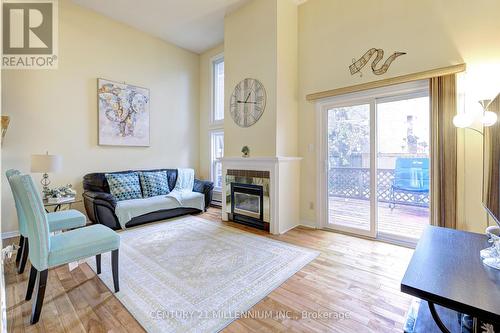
[211,130,224,190]
[212,56,224,123]
[210,54,224,194]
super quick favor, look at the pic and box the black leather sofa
[82,169,214,230]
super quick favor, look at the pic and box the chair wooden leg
[15,236,25,267]
[96,254,101,274]
[25,265,37,301]
[111,249,119,292]
[30,269,48,325]
[17,238,29,274]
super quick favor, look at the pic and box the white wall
[278,160,301,232]
[1,0,200,234]
[298,0,500,231]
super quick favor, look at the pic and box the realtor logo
[2,0,58,69]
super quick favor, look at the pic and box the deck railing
[328,167,429,207]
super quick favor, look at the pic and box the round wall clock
[229,78,266,127]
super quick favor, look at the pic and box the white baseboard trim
[1,230,19,240]
[279,221,318,234]
[298,223,317,229]
[300,219,318,229]
[279,224,299,234]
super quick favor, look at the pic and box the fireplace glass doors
[225,169,270,231]
[230,183,266,230]
[234,192,261,219]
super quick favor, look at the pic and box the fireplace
[233,184,262,219]
[230,182,269,231]
[225,169,271,231]
[222,157,302,235]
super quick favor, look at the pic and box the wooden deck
[329,197,429,239]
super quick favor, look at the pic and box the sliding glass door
[327,103,376,237]
[322,81,430,244]
[376,94,430,242]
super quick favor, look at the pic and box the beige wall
[224,0,300,158]
[223,0,302,233]
[298,0,500,231]
[224,0,278,158]
[199,44,224,180]
[1,0,200,234]
[4,0,499,236]
[276,0,298,157]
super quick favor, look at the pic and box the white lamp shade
[31,154,62,173]
[452,113,474,128]
[482,111,498,127]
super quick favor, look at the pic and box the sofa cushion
[105,172,142,201]
[139,171,170,198]
[114,195,182,229]
[167,191,205,211]
[83,169,179,193]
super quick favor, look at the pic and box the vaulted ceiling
[72,0,251,53]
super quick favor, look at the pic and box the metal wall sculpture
[349,48,406,77]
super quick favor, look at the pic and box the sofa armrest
[193,179,214,211]
[83,190,117,207]
[82,191,120,229]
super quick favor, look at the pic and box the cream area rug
[87,215,319,333]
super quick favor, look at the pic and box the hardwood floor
[3,207,414,332]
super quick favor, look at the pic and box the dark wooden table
[401,225,500,332]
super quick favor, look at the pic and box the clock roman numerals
[230,98,238,109]
[230,78,267,128]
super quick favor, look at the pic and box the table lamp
[31,152,62,197]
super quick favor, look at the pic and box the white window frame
[210,129,224,193]
[210,53,224,126]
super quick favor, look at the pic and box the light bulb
[453,113,474,128]
[482,111,498,127]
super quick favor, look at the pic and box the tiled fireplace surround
[221,157,302,235]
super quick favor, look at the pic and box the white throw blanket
[115,195,181,229]
[172,168,194,192]
[166,168,204,211]
[114,168,203,229]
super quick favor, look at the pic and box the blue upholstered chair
[389,158,430,209]
[5,169,87,274]
[10,174,120,324]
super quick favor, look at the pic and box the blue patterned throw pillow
[139,171,170,198]
[105,172,142,201]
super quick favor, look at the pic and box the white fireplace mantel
[221,156,302,235]
[220,156,302,163]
